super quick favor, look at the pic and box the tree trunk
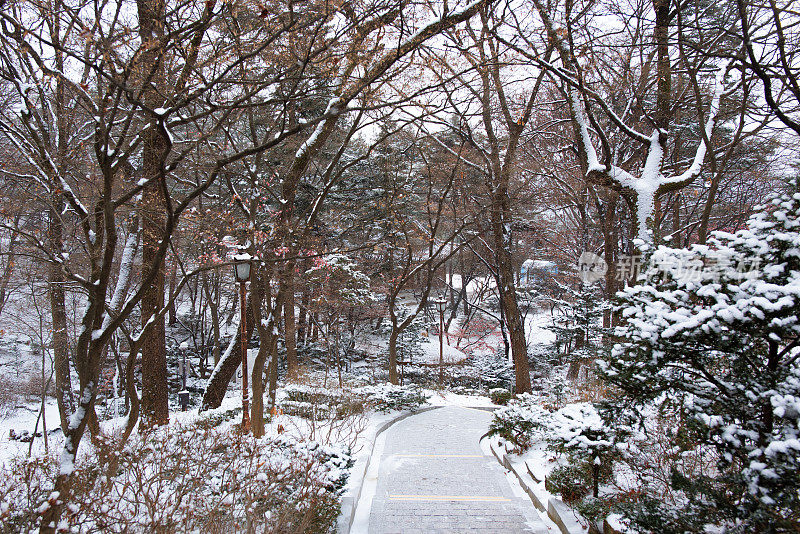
[698,169,721,245]
[567,361,580,380]
[139,190,168,427]
[266,334,280,415]
[283,262,298,379]
[202,274,221,367]
[297,282,309,346]
[311,313,319,341]
[200,292,256,411]
[491,193,531,393]
[388,328,400,385]
[250,267,282,437]
[137,0,170,429]
[599,193,618,330]
[40,289,110,533]
[0,220,19,316]
[48,205,74,432]
[167,256,178,326]
[47,17,75,434]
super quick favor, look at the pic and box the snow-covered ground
[0,269,570,531]
[417,337,468,364]
[0,300,561,463]
[525,311,556,348]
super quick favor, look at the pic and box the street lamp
[178,341,189,411]
[432,296,447,385]
[233,253,252,432]
[179,341,189,389]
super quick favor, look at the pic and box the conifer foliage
[599,178,800,530]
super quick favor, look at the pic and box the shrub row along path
[357,406,550,533]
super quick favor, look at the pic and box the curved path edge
[484,437,603,534]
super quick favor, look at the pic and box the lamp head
[232,254,252,282]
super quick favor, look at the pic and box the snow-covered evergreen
[599,177,800,530]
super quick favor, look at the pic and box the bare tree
[422,7,553,392]
[736,0,800,138]
[200,0,488,409]
[508,0,749,244]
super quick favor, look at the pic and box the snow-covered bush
[546,374,571,408]
[489,388,513,405]
[544,403,631,516]
[605,401,724,533]
[487,393,552,452]
[598,178,800,531]
[356,384,429,413]
[280,384,364,420]
[547,403,621,464]
[489,397,632,516]
[278,383,427,418]
[0,425,351,533]
[545,464,595,504]
[485,346,517,390]
[194,407,241,429]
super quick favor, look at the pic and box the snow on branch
[532,0,731,242]
[101,226,140,333]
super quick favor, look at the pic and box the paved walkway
[361,406,549,534]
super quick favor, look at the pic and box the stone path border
[485,438,595,534]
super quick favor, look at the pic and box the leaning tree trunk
[40,255,115,533]
[200,293,256,411]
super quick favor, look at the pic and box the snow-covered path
[356,406,549,533]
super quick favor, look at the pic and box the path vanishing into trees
[353,406,550,533]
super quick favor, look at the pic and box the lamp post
[432,297,447,385]
[178,341,189,411]
[179,341,189,389]
[233,254,252,432]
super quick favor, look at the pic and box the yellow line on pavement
[388,495,511,502]
[395,454,483,458]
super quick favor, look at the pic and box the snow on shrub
[544,403,633,513]
[489,387,513,405]
[279,384,364,420]
[0,424,351,533]
[489,397,635,517]
[598,178,800,531]
[487,393,551,452]
[547,403,618,459]
[278,383,428,418]
[356,384,429,413]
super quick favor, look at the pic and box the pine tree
[547,279,608,379]
[598,177,800,531]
